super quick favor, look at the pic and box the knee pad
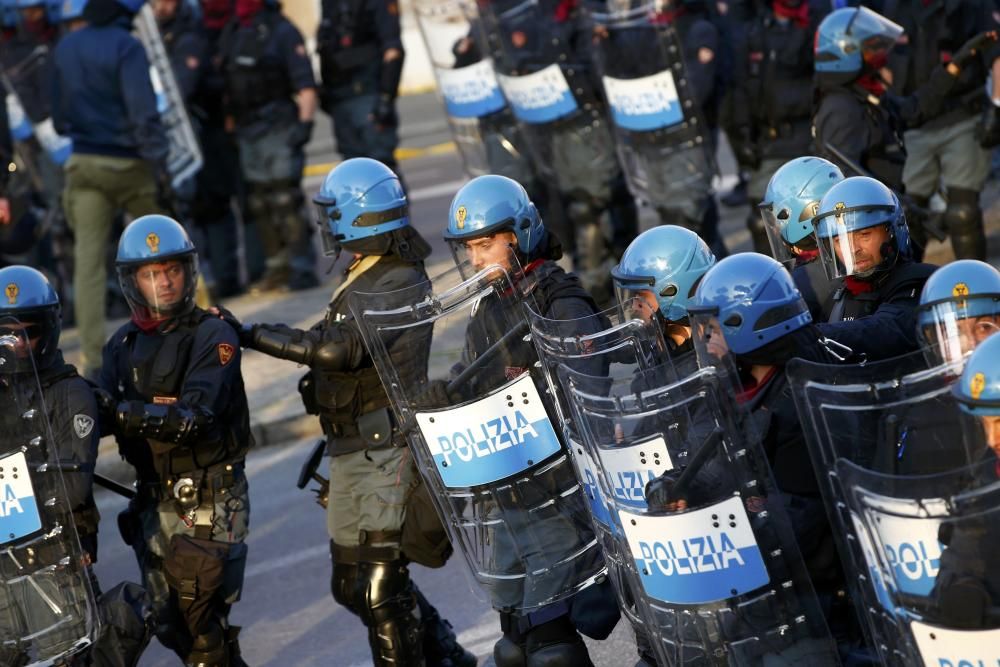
[330,556,360,617]
[943,187,982,233]
[524,615,591,667]
[245,187,270,219]
[353,560,423,666]
[353,560,416,628]
[494,633,527,667]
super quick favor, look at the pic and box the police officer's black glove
[950,31,998,72]
[644,470,687,512]
[153,163,175,214]
[416,380,460,409]
[978,104,1000,148]
[213,306,254,348]
[371,94,397,129]
[289,120,314,149]
[93,388,117,437]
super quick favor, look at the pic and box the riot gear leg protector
[567,198,615,306]
[246,183,290,289]
[944,187,987,260]
[331,555,424,666]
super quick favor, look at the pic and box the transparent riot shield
[0,318,99,665]
[349,256,605,613]
[587,1,714,213]
[135,5,203,189]
[561,360,839,666]
[475,0,620,195]
[788,351,985,666]
[525,301,671,630]
[415,0,534,180]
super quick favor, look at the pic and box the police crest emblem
[971,372,987,401]
[456,205,467,230]
[146,233,160,254]
[5,283,17,305]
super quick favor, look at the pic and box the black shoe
[720,180,748,208]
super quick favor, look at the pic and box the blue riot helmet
[758,156,844,269]
[58,0,85,20]
[689,252,812,363]
[952,334,1000,449]
[612,225,716,325]
[811,176,911,281]
[115,215,199,319]
[444,174,547,272]
[0,266,61,372]
[15,0,44,10]
[814,7,903,84]
[917,260,1000,366]
[313,158,413,258]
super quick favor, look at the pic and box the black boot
[414,585,477,667]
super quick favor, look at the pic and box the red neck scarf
[844,275,875,296]
[651,6,686,25]
[772,2,808,29]
[795,249,820,263]
[856,73,886,97]
[736,367,779,404]
[235,0,263,27]
[553,0,577,22]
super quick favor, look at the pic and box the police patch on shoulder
[218,343,235,366]
[73,414,95,439]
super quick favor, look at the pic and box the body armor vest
[220,12,293,117]
[117,309,248,480]
[314,255,429,456]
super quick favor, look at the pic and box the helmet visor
[759,202,818,270]
[447,231,521,281]
[314,202,341,257]
[850,7,903,60]
[919,296,1000,366]
[118,255,199,320]
[614,285,661,324]
[813,209,893,280]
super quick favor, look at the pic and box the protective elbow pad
[251,325,316,366]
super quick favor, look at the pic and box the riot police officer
[237,158,474,667]
[929,332,1000,629]
[0,265,152,665]
[218,0,318,292]
[731,0,820,253]
[611,224,716,359]
[811,176,937,361]
[51,0,168,380]
[758,155,844,321]
[316,0,404,173]
[917,260,1000,367]
[439,174,620,667]
[812,7,995,256]
[98,215,252,666]
[685,253,854,657]
[880,1,1000,260]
